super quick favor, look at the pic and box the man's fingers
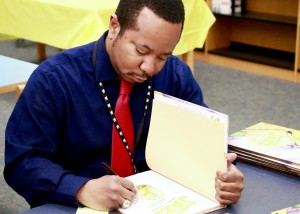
[217,165,244,182]
[119,177,137,203]
[120,178,136,191]
[215,172,244,192]
[215,176,244,205]
[215,165,244,205]
[215,190,241,205]
[227,153,237,163]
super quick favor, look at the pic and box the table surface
[20,162,300,214]
[0,0,215,56]
[0,55,38,94]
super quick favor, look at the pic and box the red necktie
[111,79,135,177]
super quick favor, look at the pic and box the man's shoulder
[165,55,186,66]
[28,42,97,89]
[157,55,192,79]
[38,42,95,73]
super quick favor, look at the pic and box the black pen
[102,162,118,176]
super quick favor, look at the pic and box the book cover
[271,204,300,214]
[228,122,300,175]
[211,0,244,14]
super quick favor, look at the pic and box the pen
[102,162,118,175]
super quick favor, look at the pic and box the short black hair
[115,0,185,35]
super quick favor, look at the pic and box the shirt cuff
[54,173,91,207]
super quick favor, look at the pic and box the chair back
[16,84,25,97]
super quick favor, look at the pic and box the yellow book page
[76,170,224,214]
[118,170,222,214]
[146,94,227,202]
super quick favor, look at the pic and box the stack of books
[228,122,300,176]
[272,203,300,214]
[212,0,244,15]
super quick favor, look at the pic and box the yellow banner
[0,0,215,55]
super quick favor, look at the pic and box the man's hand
[215,153,244,205]
[76,175,137,211]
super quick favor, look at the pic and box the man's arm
[4,71,90,207]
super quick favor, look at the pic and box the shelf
[213,12,297,26]
[206,0,299,83]
[208,42,295,70]
[195,47,204,52]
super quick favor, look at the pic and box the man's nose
[140,57,156,76]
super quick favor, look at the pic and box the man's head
[106,0,185,83]
[115,0,185,36]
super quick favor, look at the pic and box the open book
[228,122,300,176]
[118,92,228,213]
[77,91,229,214]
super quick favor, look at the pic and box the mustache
[129,72,152,80]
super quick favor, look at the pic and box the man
[4,0,244,211]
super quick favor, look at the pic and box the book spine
[232,0,244,14]
[212,0,244,15]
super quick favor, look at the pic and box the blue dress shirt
[4,32,207,208]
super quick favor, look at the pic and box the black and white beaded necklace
[92,39,152,174]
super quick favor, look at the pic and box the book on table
[77,91,229,214]
[228,122,300,176]
[118,91,229,214]
[271,203,300,214]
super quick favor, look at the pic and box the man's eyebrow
[136,43,173,56]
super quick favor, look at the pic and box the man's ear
[108,14,120,38]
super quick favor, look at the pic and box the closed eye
[158,55,170,61]
[136,48,147,55]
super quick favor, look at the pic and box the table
[20,162,300,214]
[0,0,215,74]
[0,55,38,94]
